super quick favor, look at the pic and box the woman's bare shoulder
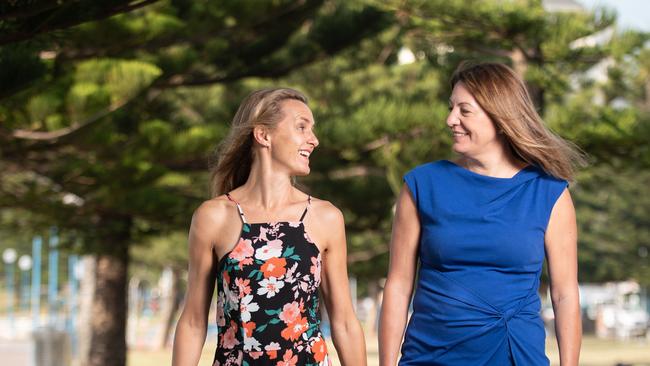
[304,196,344,233]
[191,196,236,233]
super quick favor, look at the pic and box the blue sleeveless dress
[399,160,568,366]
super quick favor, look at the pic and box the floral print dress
[213,194,330,366]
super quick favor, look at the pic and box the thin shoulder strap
[225,193,248,224]
[299,195,312,222]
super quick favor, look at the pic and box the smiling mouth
[452,131,469,137]
[299,150,311,158]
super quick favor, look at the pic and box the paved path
[0,339,33,366]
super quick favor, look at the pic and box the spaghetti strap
[225,193,248,224]
[299,195,312,222]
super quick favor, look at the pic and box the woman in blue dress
[379,62,584,365]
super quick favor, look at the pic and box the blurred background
[0,0,648,365]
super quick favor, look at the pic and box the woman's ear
[253,125,271,148]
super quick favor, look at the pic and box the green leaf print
[248,269,259,278]
[264,309,280,315]
[289,254,301,260]
[256,324,268,332]
[283,246,295,257]
[305,327,315,338]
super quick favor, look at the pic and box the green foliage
[1,0,648,288]
[0,42,47,98]
[573,166,650,286]
[0,0,391,260]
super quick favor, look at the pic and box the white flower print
[300,276,310,293]
[255,239,283,260]
[265,342,281,352]
[257,277,285,298]
[256,226,269,243]
[285,262,298,284]
[243,335,262,352]
[264,342,281,359]
[240,294,259,322]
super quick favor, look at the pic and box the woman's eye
[461,109,470,115]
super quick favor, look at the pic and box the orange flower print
[221,321,239,349]
[261,257,287,278]
[279,301,302,324]
[265,342,281,359]
[276,349,298,366]
[280,316,308,341]
[249,351,263,359]
[242,321,256,337]
[239,257,253,269]
[231,238,254,262]
[234,278,251,298]
[311,337,328,362]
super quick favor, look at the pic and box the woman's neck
[234,156,296,210]
[457,150,526,179]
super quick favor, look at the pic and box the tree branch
[0,0,62,21]
[0,0,160,46]
[9,97,130,141]
[0,83,163,157]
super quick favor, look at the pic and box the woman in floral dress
[172,88,367,366]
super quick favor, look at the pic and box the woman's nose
[446,110,459,127]
[309,131,319,148]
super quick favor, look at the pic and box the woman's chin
[292,166,311,176]
[452,144,471,156]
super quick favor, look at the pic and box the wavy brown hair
[209,88,308,196]
[451,61,587,182]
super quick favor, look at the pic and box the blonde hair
[451,61,587,182]
[209,88,308,196]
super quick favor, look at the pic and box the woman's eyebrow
[449,100,475,108]
[296,115,315,125]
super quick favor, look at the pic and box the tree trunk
[78,255,96,366]
[87,216,131,366]
[509,47,545,113]
[154,266,182,350]
[88,251,128,366]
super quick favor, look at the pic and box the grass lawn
[128,335,650,366]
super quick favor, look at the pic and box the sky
[577,0,650,31]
